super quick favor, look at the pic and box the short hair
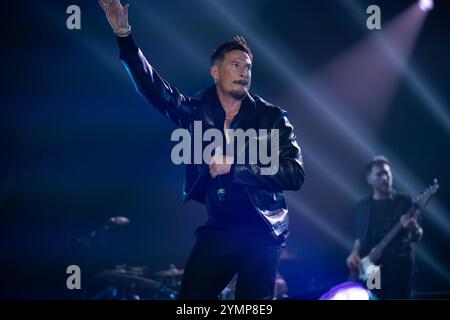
[210,35,253,66]
[365,155,390,175]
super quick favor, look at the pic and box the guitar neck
[371,221,402,256]
[370,205,416,259]
[367,179,438,263]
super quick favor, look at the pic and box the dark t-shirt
[356,193,415,279]
[203,88,277,245]
[366,200,390,250]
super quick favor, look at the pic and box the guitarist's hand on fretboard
[400,209,420,232]
[401,209,423,241]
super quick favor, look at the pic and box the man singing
[98,0,305,300]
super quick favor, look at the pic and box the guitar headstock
[415,179,439,209]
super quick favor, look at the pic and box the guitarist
[346,156,423,299]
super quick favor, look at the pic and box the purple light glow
[319,281,371,300]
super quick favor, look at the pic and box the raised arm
[98,0,196,128]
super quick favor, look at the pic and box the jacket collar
[206,85,256,131]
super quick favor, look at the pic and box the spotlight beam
[419,0,434,12]
[204,0,450,284]
[343,0,450,135]
[204,0,450,238]
[287,198,354,251]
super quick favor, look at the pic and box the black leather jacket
[117,35,305,239]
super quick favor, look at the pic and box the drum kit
[94,264,288,300]
[82,216,293,300]
[93,263,184,300]
[77,216,184,300]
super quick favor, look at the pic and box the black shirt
[355,192,415,278]
[203,88,275,243]
[366,199,391,251]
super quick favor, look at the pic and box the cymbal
[155,266,184,277]
[109,216,130,225]
[97,268,161,290]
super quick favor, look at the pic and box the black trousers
[178,226,282,300]
[371,260,413,300]
[372,277,412,299]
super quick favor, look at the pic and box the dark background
[1,0,449,299]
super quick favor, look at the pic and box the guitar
[357,179,439,282]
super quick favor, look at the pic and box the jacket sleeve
[232,112,305,191]
[116,35,195,128]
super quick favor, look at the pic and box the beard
[229,87,248,100]
[378,183,391,194]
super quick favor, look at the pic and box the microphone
[215,146,226,202]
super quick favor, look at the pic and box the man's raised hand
[98,0,131,36]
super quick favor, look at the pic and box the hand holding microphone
[210,147,233,202]
[209,147,233,178]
